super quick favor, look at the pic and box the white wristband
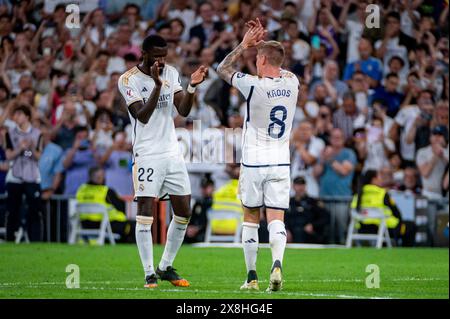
[187,84,196,94]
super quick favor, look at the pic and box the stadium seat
[345,208,392,249]
[204,208,243,243]
[68,203,118,245]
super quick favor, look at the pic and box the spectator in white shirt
[416,126,449,200]
[291,120,325,198]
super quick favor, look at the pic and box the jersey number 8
[268,105,287,139]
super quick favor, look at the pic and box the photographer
[4,105,43,242]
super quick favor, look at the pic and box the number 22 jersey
[118,65,183,160]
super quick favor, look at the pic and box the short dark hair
[389,55,405,67]
[0,13,11,21]
[124,3,140,15]
[419,88,435,102]
[386,72,399,79]
[156,22,171,32]
[352,70,365,78]
[342,91,355,101]
[386,11,401,22]
[74,125,89,136]
[88,166,103,181]
[96,50,110,58]
[54,3,66,12]
[13,104,32,119]
[92,108,113,128]
[123,53,138,62]
[142,35,167,52]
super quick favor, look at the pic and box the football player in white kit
[118,35,207,288]
[217,19,299,292]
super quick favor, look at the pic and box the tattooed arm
[216,18,267,85]
[216,43,247,85]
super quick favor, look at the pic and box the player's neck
[137,63,151,76]
[260,67,281,79]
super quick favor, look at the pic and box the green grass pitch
[0,244,448,299]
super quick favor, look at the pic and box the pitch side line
[0,285,394,299]
[0,277,447,287]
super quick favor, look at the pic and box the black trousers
[5,182,42,242]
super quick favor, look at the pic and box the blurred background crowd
[0,0,448,245]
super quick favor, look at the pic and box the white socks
[242,222,259,273]
[135,216,155,277]
[268,220,287,266]
[159,215,190,271]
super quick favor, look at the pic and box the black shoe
[144,274,158,288]
[247,270,258,283]
[156,266,190,287]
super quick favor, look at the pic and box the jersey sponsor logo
[267,89,291,99]
[156,93,171,109]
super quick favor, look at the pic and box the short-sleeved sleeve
[343,148,357,166]
[394,108,407,126]
[309,138,325,159]
[416,147,429,167]
[231,72,258,98]
[118,75,143,106]
[54,153,65,174]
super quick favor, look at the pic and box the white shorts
[132,155,191,199]
[238,164,290,210]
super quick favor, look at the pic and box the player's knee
[136,197,155,217]
[244,211,259,224]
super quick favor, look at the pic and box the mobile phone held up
[311,35,321,50]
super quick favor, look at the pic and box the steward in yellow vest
[75,167,133,242]
[210,164,243,235]
[351,170,403,239]
[76,184,127,222]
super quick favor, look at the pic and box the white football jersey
[232,70,299,166]
[118,65,183,160]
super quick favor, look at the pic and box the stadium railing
[0,193,448,246]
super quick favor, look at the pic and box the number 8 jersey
[231,70,299,167]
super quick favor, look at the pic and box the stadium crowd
[0,0,448,244]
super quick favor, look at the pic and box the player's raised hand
[242,18,267,49]
[150,61,162,87]
[190,65,208,86]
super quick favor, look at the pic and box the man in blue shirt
[39,123,64,200]
[314,128,357,243]
[314,128,357,197]
[369,72,405,117]
[343,37,383,88]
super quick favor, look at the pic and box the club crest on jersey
[163,80,170,88]
[139,184,144,192]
